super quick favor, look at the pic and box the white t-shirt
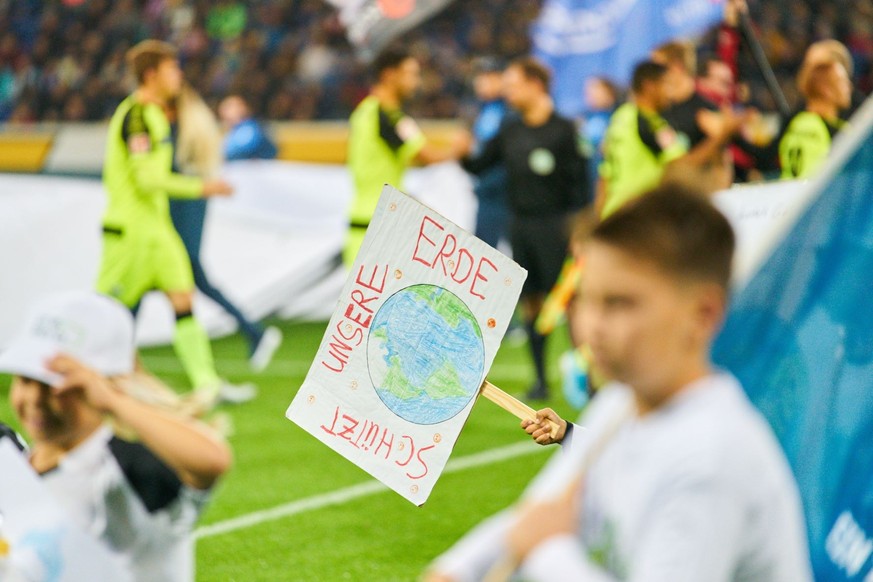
[37,425,210,582]
[433,373,813,582]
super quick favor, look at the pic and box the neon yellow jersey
[346,95,426,226]
[599,103,687,218]
[102,95,203,236]
[779,111,845,179]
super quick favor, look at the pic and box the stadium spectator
[598,60,736,218]
[797,39,865,118]
[597,61,684,217]
[0,0,871,123]
[697,56,735,107]
[654,41,718,147]
[469,57,510,249]
[653,40,737,191]
[461,56,587,401]
[170,85,283,376]
[206,2,247,42]
[779,59,852,179]
[580,76,620,195]
[0,290,231,582]
[218,94,278,161]
[97,40,250,406]
[426,186,813,582]
[344,46,470,266]
[710,0,745,104]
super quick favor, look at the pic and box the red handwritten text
[411,215,498,300]
[320,405,437,480]
[321,264,388,373]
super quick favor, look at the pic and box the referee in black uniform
[462,56,588,400]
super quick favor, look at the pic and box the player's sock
[526,322,548,398]
[173,313,221,392]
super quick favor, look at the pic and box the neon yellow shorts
[342,225,368,267]
[96,226,194,307]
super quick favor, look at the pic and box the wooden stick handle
[480,380,560,439]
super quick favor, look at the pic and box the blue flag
[532,0,725,116]
[713,102,873,581]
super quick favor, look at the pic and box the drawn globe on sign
[367,284,485,425]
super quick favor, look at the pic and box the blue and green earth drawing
[367,284,485,425]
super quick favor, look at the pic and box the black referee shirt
[662,91,718,148]
[462,111,588,217]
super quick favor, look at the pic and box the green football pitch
[1,319,577,581]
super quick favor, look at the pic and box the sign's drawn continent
[368,284,485,425]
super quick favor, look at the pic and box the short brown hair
[569,207,599,257]
[509,56,552,91]
[653,40,697,75]
[631,60,668,93]
[127,40,177,84]
[591,185,735,290]
[372,45,414,80]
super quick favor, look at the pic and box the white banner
[0,161,475,350]
[0,161,803,353]
[286,187,526,505]
[325,0,457,61]
[712,180,805,288]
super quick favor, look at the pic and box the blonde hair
[653,40,697,75]
[801,61,841,101]
[798,40,853,95]
[174,83,223,178]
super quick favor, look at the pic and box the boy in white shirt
[0,291,231,582]
[426,186,813,581]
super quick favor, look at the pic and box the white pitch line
[194,441,549,541]
[142,356,313,376]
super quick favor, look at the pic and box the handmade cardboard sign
[286,186,526,505]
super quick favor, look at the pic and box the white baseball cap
[0,291,135,386]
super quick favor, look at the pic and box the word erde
[412,215,498,300]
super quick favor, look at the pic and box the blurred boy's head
[0,292,135,444]
[577,186,734,409]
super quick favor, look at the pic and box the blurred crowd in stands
[0,0,872,123]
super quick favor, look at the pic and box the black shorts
[510,214,571,295]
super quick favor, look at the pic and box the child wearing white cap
[0,290,231,582]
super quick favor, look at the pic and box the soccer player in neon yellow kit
[779,59,851,179]
[345,47,471,266]
[98,40,253,405]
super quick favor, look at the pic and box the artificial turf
[0,318,577,581]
